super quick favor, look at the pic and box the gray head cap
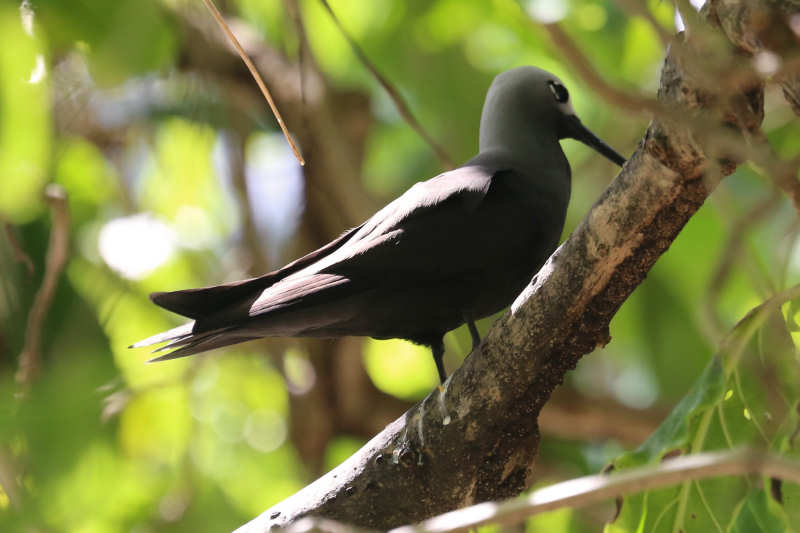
[479,66,625,166]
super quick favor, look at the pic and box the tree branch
[16,185,70,387]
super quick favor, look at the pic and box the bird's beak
[560,114,626,166]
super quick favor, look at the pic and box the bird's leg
[431,339,447,384]
[465,315,481,351]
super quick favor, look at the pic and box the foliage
[608,289,800,533]
[0,0,799,532]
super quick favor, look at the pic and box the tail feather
[129,322,195,348]
[135,223,368,361]
[130,321,253,362]
[149,277,269,319]
[147,331,256,362]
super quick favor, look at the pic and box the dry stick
[387,449,800,533]
[16,185,70,385]
[317,0,454,169]
[201,0,305,166]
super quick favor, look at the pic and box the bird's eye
[548,81,569,103]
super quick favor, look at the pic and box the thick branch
[237,29,764,533]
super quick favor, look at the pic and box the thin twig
[16,185,70,386]
[274,449,800,533]
[3,223,34,276]
[387,449,799,533]
[201,0,305,166]
[542,23,667,116]
[317,0,454,169]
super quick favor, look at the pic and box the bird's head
[479,66,625,167]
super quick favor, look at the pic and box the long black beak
[561,114,626,166]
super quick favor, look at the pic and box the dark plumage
[132,66,625,383]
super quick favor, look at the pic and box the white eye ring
[548,81,569,103]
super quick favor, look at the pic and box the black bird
[132,66,625,383]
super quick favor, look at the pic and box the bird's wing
[150,159,490,321]
[347,164,495,245]
[244,164,506,319]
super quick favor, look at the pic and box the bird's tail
[130,322,257,362]
[130,280,268,361]
[131,223,367,360]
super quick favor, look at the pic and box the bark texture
[238,1,797,530]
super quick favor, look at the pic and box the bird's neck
[479,127,569,179]
[475,116,571,206]
[479,106,566,165]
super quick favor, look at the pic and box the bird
[131,66,625,384]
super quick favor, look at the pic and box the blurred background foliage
[1,0,799,531]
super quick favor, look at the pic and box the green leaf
[615,356,725,470]
[729,490,788,533]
